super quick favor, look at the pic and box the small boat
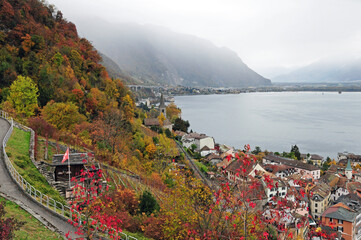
[338,91,342,94]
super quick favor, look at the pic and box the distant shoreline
[171,88,361,97]
[175,91,361,159]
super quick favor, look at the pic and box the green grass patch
[0,197,62,240]
[194,160,209,173]
[6,128,65,204]
[36,139,60,164]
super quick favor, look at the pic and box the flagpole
[68,147,71,189]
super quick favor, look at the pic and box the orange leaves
[72,88,84,101]
[21,34,34,52]
[145,143,156,157]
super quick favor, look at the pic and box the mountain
[75,18,271,88]
[100,53,141,85]
[0,0,134,119]
[273,56,361,83]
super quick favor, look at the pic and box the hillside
[273,56,361,83]
[75,18,271,87]
[0,0,134,111]
[0,0,139,165]
[100,53,141,85]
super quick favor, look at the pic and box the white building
[200,146,217,157]
[261,178,288,202]
[181,132,215,151]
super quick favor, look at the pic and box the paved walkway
[0,118,78,239]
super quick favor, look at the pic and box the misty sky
[48,0,361,77]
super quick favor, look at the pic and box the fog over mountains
[75,18,271,87]
[273,55,361,83]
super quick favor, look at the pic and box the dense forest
[0,0,140,163]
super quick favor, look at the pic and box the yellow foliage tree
[166,103,181,123]
[42,101,86,130]
[158,113,166,127]
[157,134,178,159]
[122,94,134,122]
[145,143,156,158]
[7,75,39,117]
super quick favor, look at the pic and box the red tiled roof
[225,159,256,176]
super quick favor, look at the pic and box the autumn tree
[93,187,140,233]
[166,102,181,123]
[158,113,166,127]
[67,166,123,239]
[6,75,39,117]
[42,101,86,130]
[91,109,131,155]
[28,117,56,138]
[121,94,135,123]
[153,134,179,172]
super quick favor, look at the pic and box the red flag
[62,148,69,163]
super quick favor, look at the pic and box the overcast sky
[48,0,361,77]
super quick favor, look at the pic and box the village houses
[263,154,321,180]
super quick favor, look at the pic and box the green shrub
[139,190,160,216]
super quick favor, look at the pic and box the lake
[175,92,361,159]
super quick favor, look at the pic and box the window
[315,209,318,213]
[282,187,286,190]
[270,194,273,197]
[329,218,333,222]
[315,203,318,207]
[338,219,343,224]
[337,226,343,232]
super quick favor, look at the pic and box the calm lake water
[175,92,361,159]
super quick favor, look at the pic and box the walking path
[0,117,77,239]
[175,141,214,189]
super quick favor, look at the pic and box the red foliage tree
[67,166,123,239]
[0,201,24,240]
[28,117,57,139]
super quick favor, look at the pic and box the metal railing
[0,110,137,240]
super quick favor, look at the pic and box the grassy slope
[36,138,59,164]
[194,160,209,173]
[0,197,62,239]
[6,127,65,203]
